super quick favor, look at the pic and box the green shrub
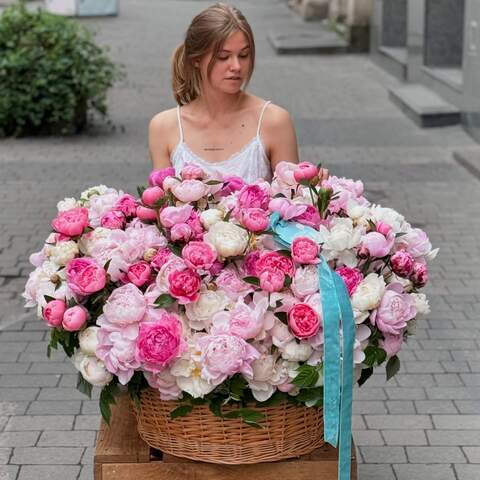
[0,2,124,136]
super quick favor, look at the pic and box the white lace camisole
[170,101,273,183]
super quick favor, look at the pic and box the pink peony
[293,205,321,230]
[259,267,285,292]
[197,333,260,385]
[51,207,89,237]
[241,208,269,233]
[114,194,137,217]
[62,305,88,331]
[211,301,265,340]
[274,162,297,186]
[170,223,193,242]
[294,162,318,182]
[100,210,126,230]
[149,167,176,188]
[136,206,157,222]
[150,247,172,270]
[322,176,367,214]
[185,211,204,240]
[103,283,147,326]
[220,175,245,196]
[209,259,225,276]
[411,262,428,287]
[66,258,106,296]
[182,241,217,270]
[361,231,395,258]
[215,267,253,299]
[398,228,432,260]
[268,197,308,220]
[168,269,201,304]
[237,184,270,210]
[256,251,295,278]
[335,267,363,296]
[135,312,185,373]
[390,251,415,277]
[143,370,182,400]
[370,283,416,335]
[127,261,152,287]
[141,187,164,207]
[288,303,321,339]
[172,179,209,203]
[376,222,392,236]
[243,250,261,276]
[43,299,67,327]
[159,205,193,228]
[379,332,404,357]
[180,164,205,180]
[291,237,320,264]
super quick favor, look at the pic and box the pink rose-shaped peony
[149,167,176,188]
[237,184,270,210]
[220,175,245,196]
[243,250,261,276]
[135,312,185,373]
[293,205,322,230]
[114,194,137,217]
[185,211,204,240]
[361,231,395,258]
[159,205,193,228]
[141,187,164,207]
[136,206,157,222]
[168,269,201,304]
[398,228,432,260]
[150,247,172,270]
[51,207,89,237]
[288,303,321,339]
[143,370,182,400]
[103,283,147,326]
[259,267,285,293]
[127,261,152,287]
[268,197,308,220]
[182,241,217,270]
[379,332,404,357]
[215,267,253,299]
[411,262,428,287]
[170,223,193,242]
[390,251,415,277]
[197,334,260,385]
[274,161,297,187]
[241,208,269,233]
[180,164,205,180]
[291,237,320,264]
[43,299,67,327]
[256,251,295,277]
[100,210,126,230]
[370,283,416,335]
[172,179,209,203]
[336,267,364,296]
[62,305,88,331]
[66,258,106,296]
[376,222,392,236]
[294,162,318,182]
[322,176,367,214]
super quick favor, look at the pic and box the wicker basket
[134,387,325,464]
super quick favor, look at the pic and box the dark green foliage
[0,2,124,136]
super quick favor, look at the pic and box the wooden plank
[94,395,150,465]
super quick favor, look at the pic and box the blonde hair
[171,3,256,105]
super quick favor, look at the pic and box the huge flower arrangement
[23,162,436,424]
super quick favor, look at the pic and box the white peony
[292,265,319,298]
[78,227,111,256]
[79,327,100,356]
[199,209,224,230]
[73,351,112,387]
[281,340,313,362]
[353,324,371,364]
[351,273,386,312]
[57,197,78,212]
[80,185,112,202]
[270,319,294,348]
[185,289,231,330]
[369,205,406,234]
[346,200,369,221]
[410,293,430,316]
[203,221,249,258]
[46,241,79,266]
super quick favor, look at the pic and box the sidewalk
[1,1,479,479]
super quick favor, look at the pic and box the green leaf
[283,275,292,288]
[43,295,55,303]
[386,355,401,381]
[205,180,223,185]
[170,404,193,419]
[154,293,175,309]
[229,375,247,400]
[76,372,92,399]
[224,408,265,428]
[208,397,223,417]
[242,276,260,287]
[357,367,373,387]
[255,390,287,408]
[137,185,146,198]
[292,364,319,388]
[99,381,119,425]
[167,243,182,257]
[274,311,288,325]
[103,258,111,271]
[296,387,323,404]
[276,249,292,258]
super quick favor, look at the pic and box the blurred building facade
[371,0,480,141]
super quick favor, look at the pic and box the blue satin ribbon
[269,212,355,480]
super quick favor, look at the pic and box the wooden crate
[94,395,357,480]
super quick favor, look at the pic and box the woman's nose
[230,56,241,71]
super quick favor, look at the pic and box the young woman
[148,3,302,183]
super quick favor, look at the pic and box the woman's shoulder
[149,107,178,134]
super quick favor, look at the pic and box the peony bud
[78,326,100,356]
[142,186,164,207]
[136,206,157,222]
[43,300,67,327]
[62,306,88,332]
[293,162,319,182]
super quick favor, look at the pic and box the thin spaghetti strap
[176,105,184,143]
[257,100,271,137]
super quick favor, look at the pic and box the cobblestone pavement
[1,1,480,479]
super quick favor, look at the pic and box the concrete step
[389,84,461,128]
[268,24,348,55]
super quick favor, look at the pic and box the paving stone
[0,432,40,447]
[357,464,396,480]
[454,400,480,414]
[81,447,94,464]
[0,389,38,402]
[454,464,480,480]
[406,446,467,463]
[462,447,480,463]
[352,401,387,414]
[11,447,83,464]
[38,430,96,447]
[0,375,58,388]
[460,374,480,386]
[415,400,458,414]
[403,361,445,374]
[37,388,95,401]
[441,361,471,373]
[427,430,480,446]
[26,401,81,416]
[365,415,433,430]
[80,402,100,415]
[432,415,480,430]
[385,400,416,414]
[73,415,100,431]
[384,387,427,400]
[27,363,74,375]
[382,430,428,446]
[0,403,28,417]
[360,446,407,463]
[353,430,384,446]
[78,465,94,480]
[0,364,29,375]
[0,465,19,480]
[5,416,74,431]
[17,465,80,480]
[0,449,11,465]
[394,464,457,480]
[427,387,480,400]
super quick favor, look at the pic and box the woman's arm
[148,111,174,170]
[263,105,299,171]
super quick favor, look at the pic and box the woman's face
[198,30,252,95]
